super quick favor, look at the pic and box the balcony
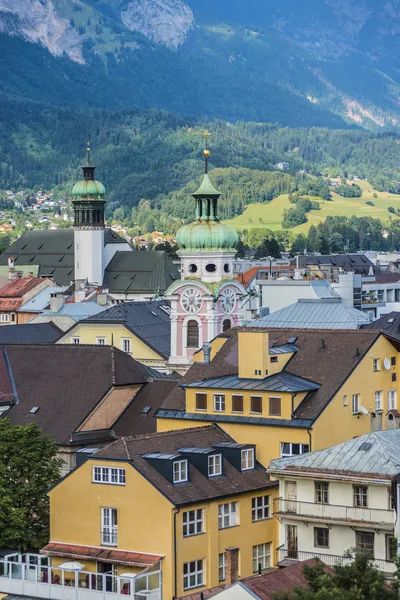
[276,547,396,576]
[274,498,394,529]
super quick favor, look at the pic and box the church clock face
[181,288,202,314]
[221,288,236,314]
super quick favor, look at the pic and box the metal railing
[0,556,162,600]
[276,547,396,575]
[274,498,394,527]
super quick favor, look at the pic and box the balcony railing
[276,547,396,576]
[274,498,394,528]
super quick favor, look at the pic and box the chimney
[203,342,211,364]
[50,293,65,313]
[8,257,22,280]
[225,547,239,586]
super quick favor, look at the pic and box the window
[218,553,225,582]
[280,443,310,458]
[195,393,207,411]
[386,534,395,562]
[356,531,374,557]
[0,314,10,322]
[96,337,106,346]
[101,507,118,546]
[183,509,204,537]
[353,485,368,508]
[393,373,397,383]
[352,393,360,415]
[208,454,222,477]
[343,395,348,407]
[187,320,199,348]
[93,466,126,485]
[375,391,383,411]
[252,495,270,521]
[252,543,271,573]
[218,502,238,528]
[183,560,204,590]
[232,395,243,413]
[214,394,225,412]
[388,390,397,410]
[71,337,81,344]
[270,356,278,363]
[173,460,188,483]
[254,370,261,376]
[373,358,379,372]
[314,527,329,549]
[315,482,329,504]
[121,338,131,354]
[269,396,281,416]
[391,356,397,367]
[251,396,262,414]
[222,319,231,332]
[241,448,255,470]
[388,487,394,510]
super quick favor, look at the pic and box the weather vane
[202,131,211,174]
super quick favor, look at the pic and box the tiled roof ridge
[235,326,380,335]
[122,438,132,460]
[117,424,218,443]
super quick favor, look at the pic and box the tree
[0,419,62,551]
[274,551,399,600]
[235,240,246,259]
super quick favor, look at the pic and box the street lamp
[266,256,274,277]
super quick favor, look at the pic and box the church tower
[71,145,106,287]
[166,134,246,366]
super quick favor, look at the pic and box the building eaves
[155,409,314,429]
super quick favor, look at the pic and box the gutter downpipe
[308,428,312,452]
[173,507,180,600]
[291,393,297,418]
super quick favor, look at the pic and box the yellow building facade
[45,426,278,599]
[157,329,400,466]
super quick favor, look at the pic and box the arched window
[222,319,231,332]
[187,320,199,348]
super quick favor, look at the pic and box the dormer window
[208,454,222,477]
[241,448,255,471]
[173,459,188,483]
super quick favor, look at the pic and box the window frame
[214,394,226,412]
[280,442,310,458]
[353,485,368,508]
[252,495,271,522]
[218,553,226,582]
[71,336,81,345]
[373,358,379,372]
[250,395,262,415]
[252,543,271,573]
[218,501,239,529]
[375,390,383,411]
[352,393,360,415]
[183,509,204,537]
[315,481,329,505]
[314,527,329,549]
[268,396,281,416]
[355,531,374,557]
[388,390,397,410]
[183,559,204,591]
[121,338,132,354]
[96,337,106,346]
[195,393,207,411]
[173,459,188,484]
[343,395,348,407]
[93,466,126,486]
[391,356,397,367]
[386,534,395,562]
[232,394,244,413]
[241,448,255,471]
[208,454,222,477]
[101,507,118,547]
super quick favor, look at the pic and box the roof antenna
[320,339,325,351]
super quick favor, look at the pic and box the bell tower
[71,144,106,287]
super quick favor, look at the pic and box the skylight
[29,407,39,414]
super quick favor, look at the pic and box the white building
[267,430,398,576]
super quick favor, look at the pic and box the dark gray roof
[83,300,171,358]
[0,229,127,286]
[0,322,62,344]
[362,311,400,340]
[291,253,375,275]
[103,251,179,295]
[155,409,314,429]
[185,372,320,393]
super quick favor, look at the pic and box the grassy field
[224,180,400,233]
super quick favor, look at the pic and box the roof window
[29,407,39,414]
[141,406,151,415]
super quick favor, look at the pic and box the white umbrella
[59,561,84,571]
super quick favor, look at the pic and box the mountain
[2,0,400,128]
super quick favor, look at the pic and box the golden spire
[202,131,211,174]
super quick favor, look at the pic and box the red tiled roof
[0,299,23,311]
[41,543,162,568]
[0,277,47,298]
[236,266,294,287]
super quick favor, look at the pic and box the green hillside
[225,181,400,233]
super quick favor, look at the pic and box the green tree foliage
[336,183,363,198]
[0,419,62,551]
[274,551,398,600]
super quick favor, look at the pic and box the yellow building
[57,300,171,372]
[156,328,400,466]
[43,425,278,599]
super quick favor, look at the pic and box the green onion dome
[71,179,105,200]
[176,220,238,251]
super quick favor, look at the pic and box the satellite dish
[359,405,369,415]
[383,358,391,370]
